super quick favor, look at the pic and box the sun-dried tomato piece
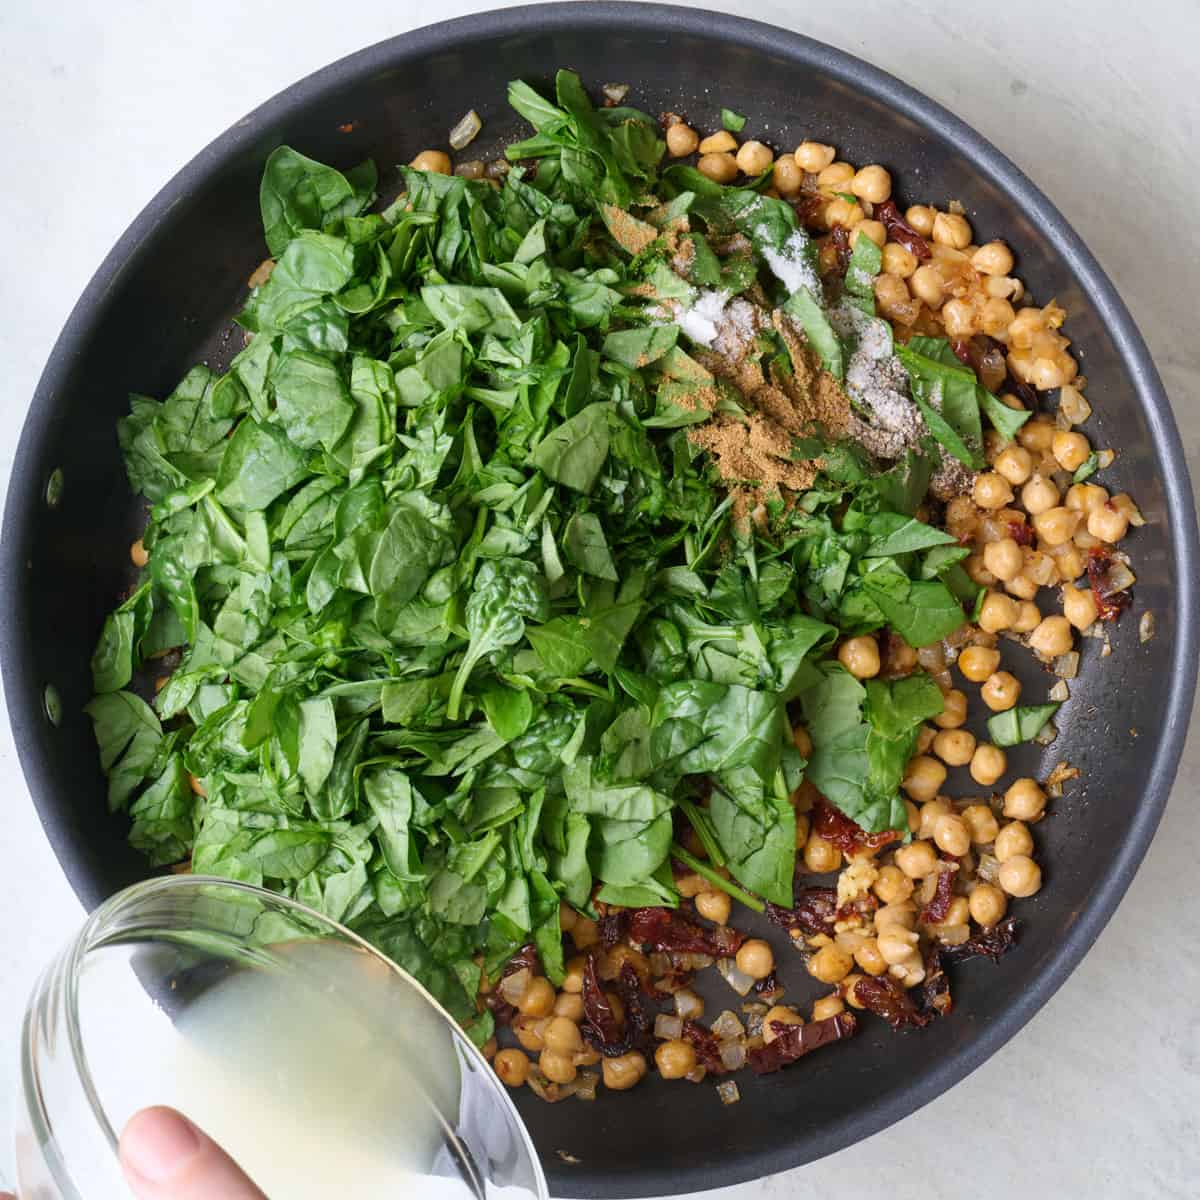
[918,946,953,1019]
[939,916,1019,964]
[483,993,516,1025]
[792,191,827,229]
[853,974,933,1031]
[581,953,628,1055]
[748,1011,858,1074]
[682,1019,726,1074]
[835,892,879,924]
[813,801,900,856]
[828,225,851,274]
[1009,520,1035,547]
[626,906,746,957]
[765,887,837,937]
[616,962,652,1049]
[501,944,540,978]
[875,199,931,260]
[919,855,959,925]
[598,910,628,949]
[1087,545,1132,622]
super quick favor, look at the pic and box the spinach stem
[670,843,765,913]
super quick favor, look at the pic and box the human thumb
[119,1106,265,1199]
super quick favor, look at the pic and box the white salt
[761,230,821,297]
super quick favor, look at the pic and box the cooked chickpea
[762,1005,804,1043]
[698,130,737,154]
[518,976,556,1017]
[513,1015,548,1053]
[972,241,1015,276]
[1003,778,1047,821]
[1012,600,1042,633]
[1087,503,1129,544]
[992,445,1033,486]
[1065,483,1108,514]
[850,164,892,203]
[543,1015,583,1056]
[804,832,842,873]
[665,122,700,156]
[494,1048,530,1087]
[130,538,149,567]
[794,141,836,172]
[806,942,853,985]
[1049,542,1086,581]
[817,160,855,189]
[851,220,887,248]
[882,242,917,277]
[902,755,947,803]
[888,948,927,987]
[1033,506,1081,546]
[980,297,1018,337]
[969,882,1008,926]
[812,994,846,1021]
[961,803,1000,845]
[934,689,968,730]
[1021,474,1060,515]
[981,541,1023,585]
[655,1039,697,1080]
[1028,614,1073,658]
[932,728,976,767]
[1052,431,1091,472]
[675,872,707,899]
[878,926,920,965]
[875,273,918,323]
[561,956,586,994]
[909,264,944,307]
[998,855,1042,898]
[411,149,452,174]
[574,1046,602,1067]
[1017,417,1055,453]
[736,140,774,176]
[1060,582,1098,631]
[959,645,1001,683]
[977,592,1018,635]
[974,472,1014,511]
[838,635,881,679]
[697,152,737,184]
[932,211,972,249]
[994,821,1034,863]
[895,840,938,880]
[1004,573,1038,601]
[981,671,1021,712]
[773,153,803,195]
[905,205,936,236]
[934,813,971,856]
[969,742,1007,786]
[736,939,775,981]
[554,991,585,1022]
[874,865,914,905]
[916,725,938,755]
[695,890,732,925]
[602,1051,647,1091]
[572,916,600,949]
[540,1048,578,1085]
[941,298,976,337]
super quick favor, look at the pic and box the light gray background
[0,1,1197,1196]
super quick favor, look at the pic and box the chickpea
[695,890,732,925]
[994,821,1034,863]
[980,297,1018,337]
[850,164,892,203]
[817,160,855,189]
[698,130,737,154]
[554,991,585,1022]
[1003,778,1047,821]
[1088,503,1129,544]
[574,1046,602,1067]
[932,211,972,249]
[851,220,887,248]
[977,592,1018,635]
[916,725,938,755]
[931,728,976,767]
[909,264,944,307]
[736,140,774,176]
[969,882,1008,926]
[969,742,1007,786]
[974,472,1015,511]
[962,803,1000,845]
[602,1051,647,1091]
[494,1048,530,1087]
[1052,431,1091,472]
[572,916,600,949]
[561,956,586,994]
[800,942,852,986]
[941,298,976,337]
[981,541,1022,585]
[1059,582,1097,631]
[540,1049,577,1085]
[959,645,1001,683]
[1004,573,1038,602]
[543,1015,583,1056]
[889,948,927,987]
[981,671,1021,712]
[794,141,836,172]
[773,154,803,195]
[902,755,947,803]
[1065,483,1108,514]
[998,855,1042,898]
[905,800,921,831]
[518,976,556,1018]
[812,994,847,1021]
[481,1037,498,1060]
[878,926,920,965]
[697,152,737,184]
[654,1038,698,1080]
[882,242,918,277]
[762,1005,804,1043]
[130,538,150,567]
[513,1015,548,1053]
[943,896,971,927]
[933,813,971,856]
[736,939,775,981]
[559,901,578,932]
[874,865,914,905]
[905,205,936,236]
[895,840,938,880]
[675,872,707,899]
[1020,474,1060,516]
[875,273,918,323]
[1049,542,1086,581]
[1028,614,1073,658]
[411,149,452,174]
[934,689,968,730]
[1012,600,1042,633]
[804,832,842,874]
[666,122,700,157]
[838,635,881,679]
[850,937,886,977]
[993,445,1033,486]
[972,241,1015,276]
[1033,506,1081,546]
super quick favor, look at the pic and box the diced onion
[675,988,704,1020]
[743,1010,765,1039]
[716,958,756,997]
[655,1013,684,1041]
[1140,611,1156,644]
[917,644,946,673]
[573,1071,599,1101]
[485,159,510,179]
[711,1009,745,1041]
[1097,449,1115,469]
[1033,720,1058,746]
[453,159,485,180]
[719,1040,747,1072]
[713,926,742,956]
[1049,679,1070,702]
[602,82,630,103]
[1053,651,1080,679]
[449,109,482,150]
[671,952,714,972]
[1107,561,1136,592]
[716,1080,741,1105]
[498,967,531,1006]
[977,853,1001,884]
[649,952,671,976]
[1059,384,1092,425]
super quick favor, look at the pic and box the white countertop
[1,1,1197,1196]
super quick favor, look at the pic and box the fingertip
[120,1106,202,1184]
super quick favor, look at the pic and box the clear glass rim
[53,874,547,1197]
